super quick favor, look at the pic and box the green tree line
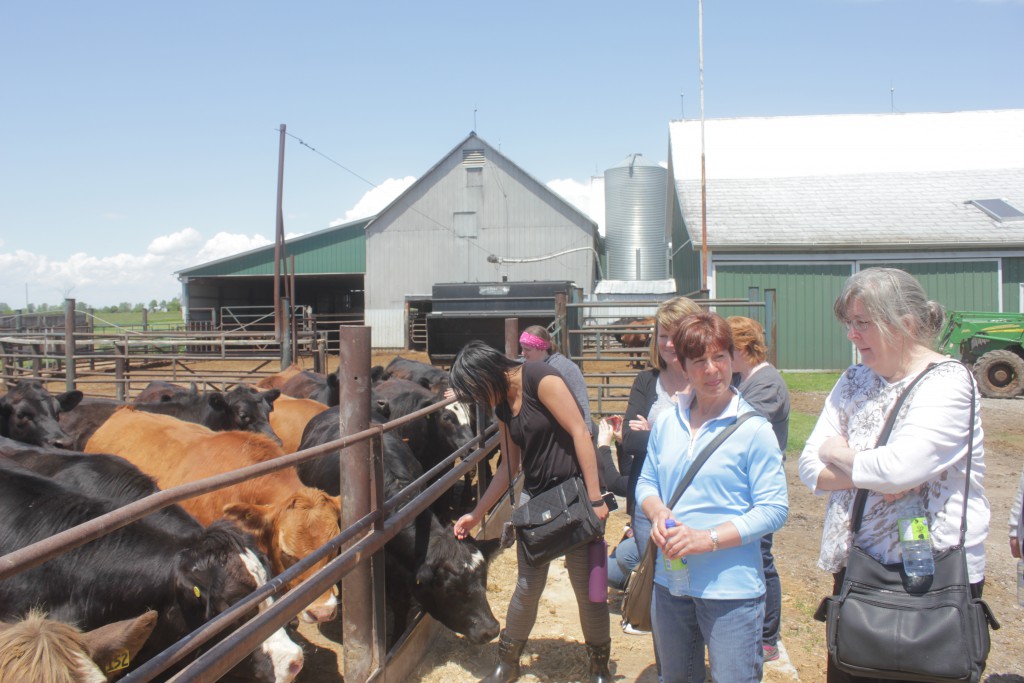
[0,298,182,315]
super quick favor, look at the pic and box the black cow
[0,436,199,538]
[134,380,190,403]
[296,415,501,646]
[0,459,303,682]
[0,380,82,448]
[380,356,449,393]
[280,370,339,407]
[60,385,282,451]
[372,378,476,518]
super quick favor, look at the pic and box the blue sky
[2,0,1022,308]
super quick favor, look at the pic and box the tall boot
[481,630,526,683]
[585,641,612,683]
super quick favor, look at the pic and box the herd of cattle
[0,356,501,683]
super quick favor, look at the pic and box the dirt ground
[45,354,1024,681]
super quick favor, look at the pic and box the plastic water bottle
[896,501,934,577]
[1017,560,1024,608]
[662,519,688,596]
[588,537,608,603]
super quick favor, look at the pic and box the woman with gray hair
[798,267,990,682]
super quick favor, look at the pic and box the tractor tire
[974,349,1024,399]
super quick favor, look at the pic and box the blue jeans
[651,583,765,683]
[762,533,781,647]
[608,535,639,590]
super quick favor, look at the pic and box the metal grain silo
[604,153,668,280]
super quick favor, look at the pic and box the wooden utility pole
[274,124,286,341]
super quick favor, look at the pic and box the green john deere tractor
[939,311,1024,399]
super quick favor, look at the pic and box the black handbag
[499,427,603,567]
[816,362,1000,682]
[620,412,757,631]
[511,475,603,567]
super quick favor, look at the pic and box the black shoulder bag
[500,428,604,567]
[620,412,758,632]
[816,362,1000,682]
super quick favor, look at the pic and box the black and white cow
[0,459,303,682]
[296,415,501,646]
[0,380,82,448]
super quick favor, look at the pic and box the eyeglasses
[844,318,874,333]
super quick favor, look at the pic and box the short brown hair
[672,312,734,364]
[727,316,767,364]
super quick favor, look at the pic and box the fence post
[114,347,126,402]
[555,292,568,356]
[338,326,377,682]
[764,289,778,368]
[280,297,293,369]
[505,317,519,359]
[64,299,76,392]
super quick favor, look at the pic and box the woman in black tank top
[450,341,611,683]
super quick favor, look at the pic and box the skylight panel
[966,198,1024,222]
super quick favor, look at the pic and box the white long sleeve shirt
[798,362,989,582]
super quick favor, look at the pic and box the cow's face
[432,406,474,455]
[0,381,82,448]
[176,521,303,683]
[412,534,500,644]
[226,386,282,444]
[223,488,340,624]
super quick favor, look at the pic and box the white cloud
[332,176,416,225]
[194,232,272,263]
[0,230,274,308]
[148,227,203,255]
[547,177,606,235]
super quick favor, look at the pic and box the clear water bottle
[896,501,934,577]
[1017,559,1024,608]
[662,519,688,596]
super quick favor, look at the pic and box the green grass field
[781,371,839,457]
[87,310,184,333]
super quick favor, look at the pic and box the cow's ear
[57,390,84,412]
[206,392,229,412]
[222,502,274,538]
[414,563,434,586]
[81,609,158,680]
[263,389,281,406]
[375,399,391,420]
[327,374,339,389]
[474,537,503,562]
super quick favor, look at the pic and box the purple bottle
[589,537,608,603]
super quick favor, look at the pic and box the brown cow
[84,408,339,624]
[269,395,329,454]
[256,363,303,391]
[615,316,655,368]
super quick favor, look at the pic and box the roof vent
[966,198,1024,222]
[463,149,485,166]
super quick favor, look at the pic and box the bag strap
[851,361,976,545]
[666,411,759,509]
[502,425,518,512]
[632,411,759,569]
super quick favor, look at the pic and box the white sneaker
[621,621,650,636]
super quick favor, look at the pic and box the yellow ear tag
[104,650,130,673]
[193,586,202,599]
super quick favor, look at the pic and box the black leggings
[825,571,985,683]
[503,537,611,645]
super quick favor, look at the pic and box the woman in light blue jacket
[637,312,788,683]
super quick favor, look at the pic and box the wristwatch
[708,527,720,552]
[590,499,606,508]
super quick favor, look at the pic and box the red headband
[519,331,550,350]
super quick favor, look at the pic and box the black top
[495,363,580,496]
[621,369,660,516]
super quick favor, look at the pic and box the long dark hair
[449,340,521,407]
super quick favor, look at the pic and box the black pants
[826,571,985,683]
